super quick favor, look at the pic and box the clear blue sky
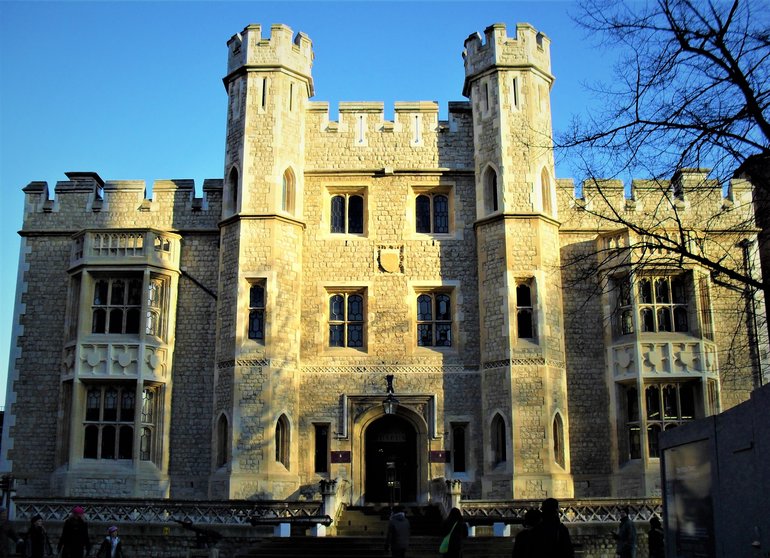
[0,0,612,404]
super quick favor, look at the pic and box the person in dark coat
[25,514,53,558]
[531,498,574,558]
[0,507,23,558]
[614,508,637,558]
[384,505,410,558]
[57,506,91,558]
[512,508,542,557]
[96,526,125,558]
[647,516,664,558]
[441,507,467,558]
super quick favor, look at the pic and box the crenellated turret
[213,24,312,500]
[222,24,313,218]
[465,23,572,500]
[226,24,313,94]
[463,23,555,218]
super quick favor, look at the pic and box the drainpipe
[738,239,764,388]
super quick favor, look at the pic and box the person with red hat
[57,507,91,558]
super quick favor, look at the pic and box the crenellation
[21,175,224,227]
[227,23,313,95]
[463,23,551,97]
[557,170,758,232]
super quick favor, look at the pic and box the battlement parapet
[557,169,758,230]
[462,23,551,96]
[226,23,313,93]
[22,173,223,227]
[306,100,471,135]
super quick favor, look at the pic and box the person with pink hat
[57,506,91,558]
[96,525,124,558]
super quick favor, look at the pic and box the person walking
[440,507,467,558]
[384,505,410,558]
[96,526,125,558]
[531,498,574,558]
[57,506,91,558]
[512,508,541,558]
[614,508,637,558]
[24,514,53,558]
[0,507,23,558]
[647,516,664,558]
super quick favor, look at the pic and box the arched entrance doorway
[364,414,417,503]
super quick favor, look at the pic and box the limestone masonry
[2,22,766,504]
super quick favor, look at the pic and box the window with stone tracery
[91,276,143,335]
[612,273,691,336]
[622,380,698,461]
[638,275,689,333]
[327,290,365,349]
[83,383,160,463]
[331,194,364,234]
[90,273,170,340]
[416,193,448,234]
[416,291,452,347]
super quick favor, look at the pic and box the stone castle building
[2,22,765,504]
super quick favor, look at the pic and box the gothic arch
[225,165,240,217]
[351,403,429,505]
[275,413,291,469]
[491,412,508,467]
[282,167,296,214]
[482,164,500,214]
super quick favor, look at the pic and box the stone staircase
[235,535,515,557]
[235,505,516,558]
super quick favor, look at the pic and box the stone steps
[235,535,516,558]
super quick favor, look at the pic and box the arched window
[553,413,565,468]
[226,166,239,216]
[216,414,229,467]
[491,413,507,466]
[282,168,295,214]
[541,168,553,215]
[275,414,290,468]
[483,166,499,214]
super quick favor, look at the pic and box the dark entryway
[364,414,417,503]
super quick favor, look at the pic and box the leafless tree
[556,0,769,282]
[561,0,768,189]
[556,0,769,387]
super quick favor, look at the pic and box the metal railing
[461,497,662,524]
[13,498,323,525]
